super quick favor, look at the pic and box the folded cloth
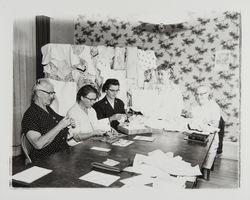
[49,79,77,116]
[41,43,71,65]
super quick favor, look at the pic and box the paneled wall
[74,11,240,142]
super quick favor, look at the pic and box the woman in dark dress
[22,78,75,161]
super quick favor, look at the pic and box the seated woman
[92,79,126,130]
[187,85,221,132]
[22,78,75,161]
[66,84,109,146]
[186,85,221,170]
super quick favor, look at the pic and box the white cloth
[67,103,110,145]
[131,84,183,120]
[113,47,125,70]
[43,61,71,80]
[41,44,72,79]
[190,100,221,128]
[126,47,138,79]
[71,45,96,76]
[96,46,114,76]
[137,49,157,88]
[41,43,71,65]
[49,79,77,116]
[131,89,158,115]
[154,84,184,120]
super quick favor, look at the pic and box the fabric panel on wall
[13,18,36,156]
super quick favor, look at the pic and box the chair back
[21,134,32,164]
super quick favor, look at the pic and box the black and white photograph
[1,0,250,199]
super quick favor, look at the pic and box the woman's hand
[58,117,75,130]
[109,114,125,122]
[92,129,106,136]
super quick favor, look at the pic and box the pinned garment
[113,47,126,70]
[137,49,157,88]
[42,44,72,80]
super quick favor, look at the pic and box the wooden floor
[196,157,239,188]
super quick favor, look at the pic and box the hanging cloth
[113,47,125,70]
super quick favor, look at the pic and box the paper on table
[152,175,186,189]
[91,146,111,152]
[133,154,148,166]
[133,136,156,142]
[79,170,120,187]
[133,150,202,177]
[120,174,154,186]
[123,164,162,177]
[112,139,134,147]
[103,159,120,166]
[120,183,152,189]
[12,166,52,184]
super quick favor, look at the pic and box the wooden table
[12,130,214,188]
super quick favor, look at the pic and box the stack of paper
[121,150,201,188]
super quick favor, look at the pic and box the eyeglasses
[108,89,120,93]
[84,96,97,102]
[38,89,56,95]
[196,92,207,96]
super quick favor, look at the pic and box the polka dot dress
[22,103,69,161]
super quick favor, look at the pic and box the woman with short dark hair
[93,78,126,130]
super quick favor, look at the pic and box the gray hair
[31,78,53,103]
[196,85,213,99]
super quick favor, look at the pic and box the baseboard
[221,141,239,161]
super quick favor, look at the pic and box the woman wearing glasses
[66,84,109,146]
[22,78,75,161]
[93,79,126,130]
[187,85,222,173]
[188,85,221,131]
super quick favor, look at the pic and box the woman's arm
[73,129,106,141]
[26,117,72,149]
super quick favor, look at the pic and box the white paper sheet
[152,175,186,189]
[90,146,111,152]
[133,136,156,142]
[103,159,120,166]
[120,174,154,186]
[12,166,52,184]
[79,170,120,187]
[112,139,134,147]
